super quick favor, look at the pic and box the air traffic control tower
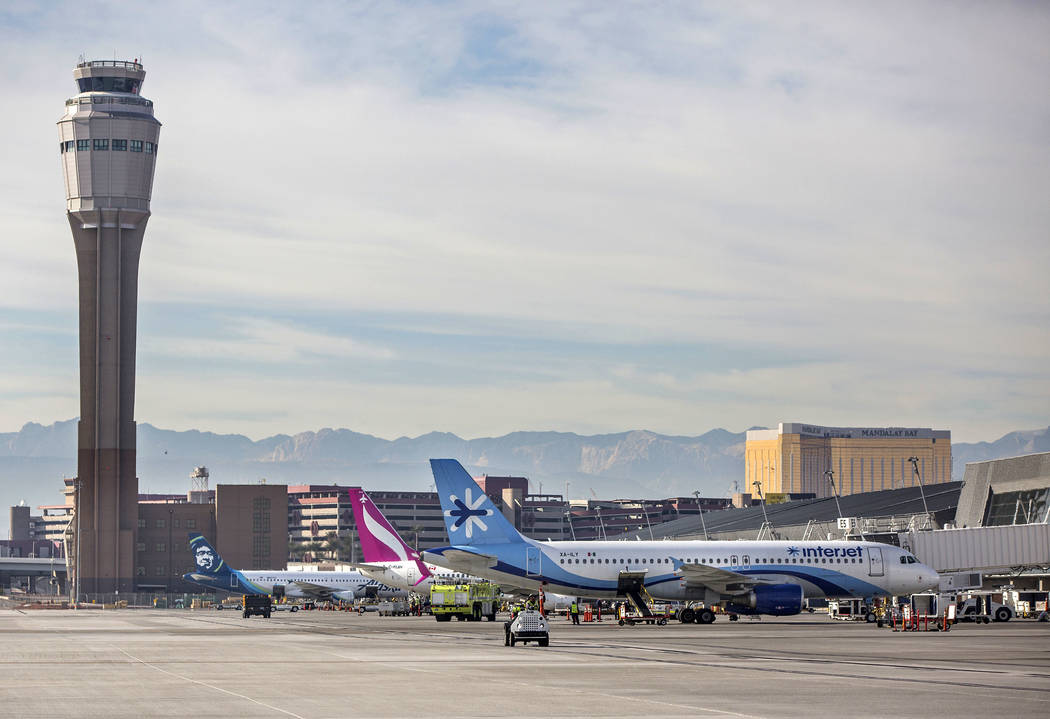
[58,60,161,594]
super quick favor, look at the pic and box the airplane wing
[424,548,498,576]
[671,559,762,595]
[288,580,340,599]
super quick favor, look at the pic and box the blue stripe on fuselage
[428,545,888,599]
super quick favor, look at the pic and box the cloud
[0,1,1047,442]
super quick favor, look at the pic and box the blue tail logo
[447,487,493,538]
[430,459,523,546]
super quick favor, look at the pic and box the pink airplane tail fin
[348,487,430,585]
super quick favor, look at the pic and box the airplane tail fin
[348,488,431,585]
[430,459,524,546]
[188,533,233,577]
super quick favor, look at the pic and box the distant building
[746,422,951,499]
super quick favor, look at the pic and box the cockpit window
[900,555,918,564]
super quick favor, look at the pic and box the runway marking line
[114,646,306,719]
[319,649,764,719]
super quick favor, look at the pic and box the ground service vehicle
[242,594,271,618]
[957,594,1014,622]
[377,600,410,616]
[430,582,500,621]
[505,609,550,646]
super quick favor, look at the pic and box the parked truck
[430,582,500,622]
[242,594,271,619]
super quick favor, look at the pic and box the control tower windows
[112,139,127,151]
[77,76,141,94]
[77,139,89,151]
[93,138,108,151]
[130,140,143,152]
[145,141,155,154]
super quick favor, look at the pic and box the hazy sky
[1,1,1047,443]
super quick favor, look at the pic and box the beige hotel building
[746,423,952,499]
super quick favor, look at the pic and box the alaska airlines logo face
[445,488,492,538]
[194,545,218,572]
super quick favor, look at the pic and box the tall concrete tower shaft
[58,60,161,594]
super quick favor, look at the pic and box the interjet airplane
[182,534,406,601]
[422,459,939,622]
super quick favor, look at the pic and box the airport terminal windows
[130,140,143,152]
[145,141,155,154]
[983,488,1049,526]
[112,139,127,151]
[77,139,89,151]
[93,138,108,150]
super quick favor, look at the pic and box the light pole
[752,480,776,540]
[824,470,845,523]
[564,511,576,541]
[643,504,654,541]
[692,491,710,541]
[824,469,865,540]
[907,456,931,522]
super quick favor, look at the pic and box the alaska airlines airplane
[182,534,406,601]
[422,459,939,621]
[349,488,577,610]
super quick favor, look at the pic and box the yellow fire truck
[430,582,500,622]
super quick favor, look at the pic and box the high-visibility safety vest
[571,602,579,613]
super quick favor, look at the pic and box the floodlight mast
[907,456,932,523]
[752,480,777,540]
[692,490,710,540]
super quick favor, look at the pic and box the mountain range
[2,420,1048,537]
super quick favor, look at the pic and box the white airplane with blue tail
[423,459,939,622]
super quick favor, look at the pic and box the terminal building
[746,423,952,499]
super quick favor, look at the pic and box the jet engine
[725,583,804,616]
[332,590,356,602]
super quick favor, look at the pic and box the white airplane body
[423,460,939,617]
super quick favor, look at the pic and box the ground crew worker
[570,600,580,625]
[618,602,627,622]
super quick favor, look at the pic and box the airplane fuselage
[184,568,405,599]
[425,538,937,602]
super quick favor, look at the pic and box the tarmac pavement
[1,608,1047,718]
